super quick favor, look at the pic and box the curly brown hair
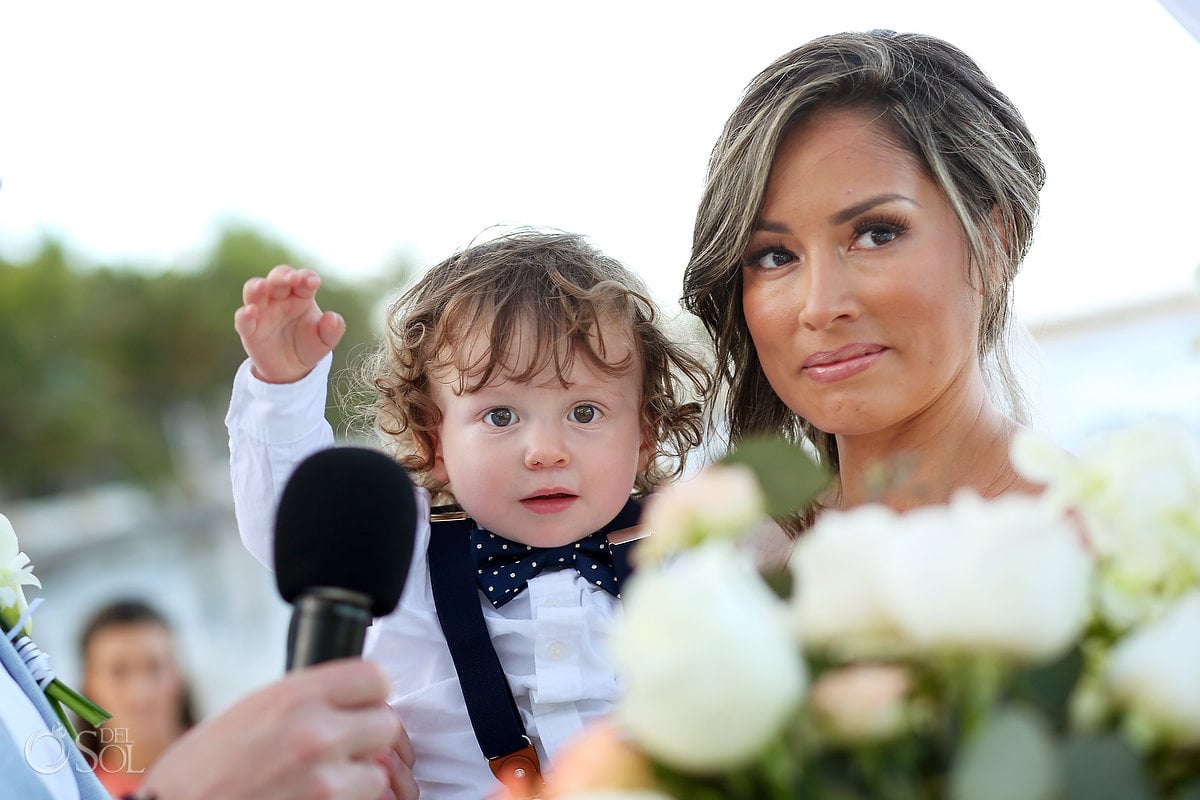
[358,228,708,504]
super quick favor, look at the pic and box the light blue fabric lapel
[0,633,112,799]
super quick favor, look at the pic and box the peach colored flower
[809,664,912,742]
[635,464,766,566]
[543,718,662,797]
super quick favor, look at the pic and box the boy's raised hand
[235,265,346,384]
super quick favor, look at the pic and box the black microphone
[274,446,418,670]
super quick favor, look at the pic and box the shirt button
[546,641,569,660]
[543,596,562,608]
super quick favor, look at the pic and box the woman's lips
[801,344,886,383]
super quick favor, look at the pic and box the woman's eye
[484,408,516,427]
[853,224,901,249]
[745,247,795,270]
[570,404,600,424]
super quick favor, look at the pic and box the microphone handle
[286,588,374,670]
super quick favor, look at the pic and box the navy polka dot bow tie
[470,527,619,608]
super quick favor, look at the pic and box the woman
[683,29,1046,517]
[75,599,197,798]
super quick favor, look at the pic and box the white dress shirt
[226,354,622,799]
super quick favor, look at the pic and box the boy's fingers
[264,264,300,301]
[317,311,346,350]
[244,266,321,307]
[242,276,268,306]
[233,305,259,339]
[265,263,297,283]
[292,268,322,298]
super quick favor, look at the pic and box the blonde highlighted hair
[682,30,1045,473]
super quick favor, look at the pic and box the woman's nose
[797,251,860,331]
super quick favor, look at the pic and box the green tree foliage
[0,226,397,499]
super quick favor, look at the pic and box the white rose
[789,504,900,650]
[1075,420,1200,555]
[808,663,912,742]
[1009,429,1077,492]
[611,543,806,773]
[636,464,767,566]
[1014,420,1200,628]
[880,491,1092,662]
[1015,421,1200,523]
[1107,592,1200,745]
[0,513,41,635]
[790,493,1092,662]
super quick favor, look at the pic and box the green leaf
[1061,734,1152,800]
[949,704,1060,800]
[721,435,830,518]
[1013,645,1083,732]
[760,568,794,600]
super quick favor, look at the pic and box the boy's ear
[426,431,450,483]
[637,428,654,474]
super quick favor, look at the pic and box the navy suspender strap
[427,513,543,797]
[603,498,643,587]
[426,498,643,798]
[610,541,634,584]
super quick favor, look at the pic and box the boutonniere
[1,512,110,739]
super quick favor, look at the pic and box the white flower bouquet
[1,513,110,738]
[537,421,1200,800]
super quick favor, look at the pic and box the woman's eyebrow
[753,192,919,233]
[830,193,916,225]
[753,220,792,234]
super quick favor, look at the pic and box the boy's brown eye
[485,408,514,427]
[571,405,597,424]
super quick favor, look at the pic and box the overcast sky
[3,1,1198,326]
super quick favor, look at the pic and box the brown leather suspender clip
[488,738,544,798]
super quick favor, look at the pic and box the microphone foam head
[274,447,418,618]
